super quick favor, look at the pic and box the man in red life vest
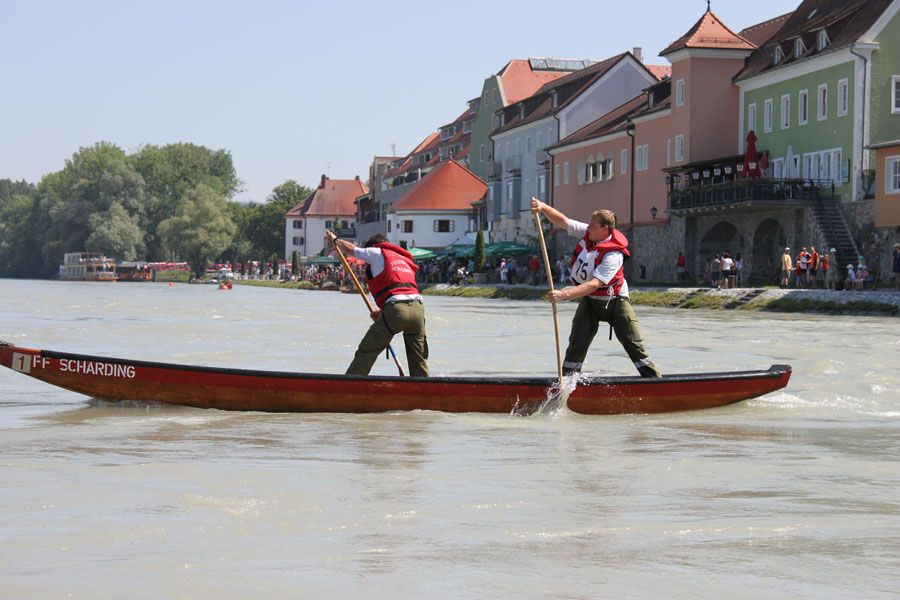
[330,233,429,377]
[531,198,660,378]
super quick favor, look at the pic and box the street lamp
[650,206,658,219]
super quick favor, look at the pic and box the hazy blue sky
[2,0,793,202]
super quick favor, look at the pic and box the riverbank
[232,280,900,316]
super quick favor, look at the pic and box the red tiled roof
[739,12,794,47]
[493,54,638,136]
[285,177,368,218]
[498,59,576,105]
[389,160,487,212]
[646,65,672,80]
[734,0,894,82]
[660,10,756,56]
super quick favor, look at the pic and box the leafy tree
[158,184,236,278]
[291,250,299,275]
[474,229,486,273]
[86,202,145,260]
[0,180,42,278]
[130,143,240,260]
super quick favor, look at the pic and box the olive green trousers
[562,296,660,378]
[347,299,429,377]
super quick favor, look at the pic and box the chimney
[355,175,360,180]
[320,174,327,188]
[633,47,643,63]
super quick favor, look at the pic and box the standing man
[780,247,793,289]
[676,251,687,283]
[328,232,429,377]
[530,198,660,378]
[529,255,541,285]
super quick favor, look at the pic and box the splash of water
[537,373,580,416]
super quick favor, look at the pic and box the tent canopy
[407,247,437,260]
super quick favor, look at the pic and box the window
[537,173,546,198]
[483,91,489,105]
[433,220,454,232]
[748,103,757,132]
[675,135,684,163]
[676,79,685,106]
[526,136,531,155]
[804,147,844,185]
[492,89,497,103]
[506,181,514,213]
[774,45,784,65]
[794,38,805,59]
[772,158,784,179]
[838,79,848,116]
[887,156,900,194]
[292,236,304,246]
[564,162,570,185]
[480,144,484,161]
[764,99,773,132]
[818,84,828,120]
[799,89,809,125]
[325,220,332,229]
[537,132,542,151]
[292,220,303,229]
[554,164,560,186]
[621,149,628,174]
[818,29,829,51]
[781,94,790,129]
[892,76,900,114]
[387,221,391,232]
[401,220,413,233]
[635,145,650,171]
[667,139,671,166]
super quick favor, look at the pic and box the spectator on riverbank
[809,247,820,288]
[676,252,687,283]
[797,247,810,287]
[893,243,900,290]
[722,252,735,289]
[780,248,792,289]
[711,254,722,289]
[529,255,540,285]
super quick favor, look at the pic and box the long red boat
[0,341,791,415]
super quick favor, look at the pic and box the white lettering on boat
[58,359,136,379]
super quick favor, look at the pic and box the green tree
[0,180,42,278]
[86,202,145,260]
[130,143,240,261]
[158,184,236,278]
[474,229,486,273]
[291,250,299,275]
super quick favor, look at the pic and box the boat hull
[0,343,791,415]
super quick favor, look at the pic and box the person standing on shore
[328,232,429,378]
[809,247,820,288]
[530,198,660,378]
[865,244,880,290]
[893,243,900,290]
[780,247,793,289]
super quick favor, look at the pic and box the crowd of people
[778,243,900,291]
[698,252,744,289]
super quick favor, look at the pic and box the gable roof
[660,9,756,56]
[493,53,660,135]
[734,0,895,81]
[285,176,368,218]
[550,79,673,151]
[497,58,586,105]
[389,160,487,212]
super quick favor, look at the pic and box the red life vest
[366,243,419,309]
[570,229,630,297]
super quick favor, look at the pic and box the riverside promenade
[420,284,900,316]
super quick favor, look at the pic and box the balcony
[537,149,550,165]
[503,155,522,176]
[487,161,503,181]
[668,178,836,214]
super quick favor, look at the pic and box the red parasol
[743,130,761,179]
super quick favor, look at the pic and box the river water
[1,279,898,599]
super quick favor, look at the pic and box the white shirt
[354,247,422,302]
[567,219,629,298]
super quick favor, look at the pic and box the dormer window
[519,104,526,120]
[818,29,829,51]
[794,38,806,59]
[550,90,558,108]
[774,45,784,65]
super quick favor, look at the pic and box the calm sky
[2,0,793,203]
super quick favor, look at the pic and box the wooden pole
[532,208,563,384]
[327,232,406,377]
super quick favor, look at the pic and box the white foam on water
[537,374,579,416]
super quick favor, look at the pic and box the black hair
[364,234,388,248]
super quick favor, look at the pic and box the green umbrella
[486,241,539,256]
[307,255,340,264]
[454,246,476,258]
[407,247,437,260]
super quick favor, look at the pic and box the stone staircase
[810,199,860,268]
[669,289,701,307]
[723,288,766,309]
